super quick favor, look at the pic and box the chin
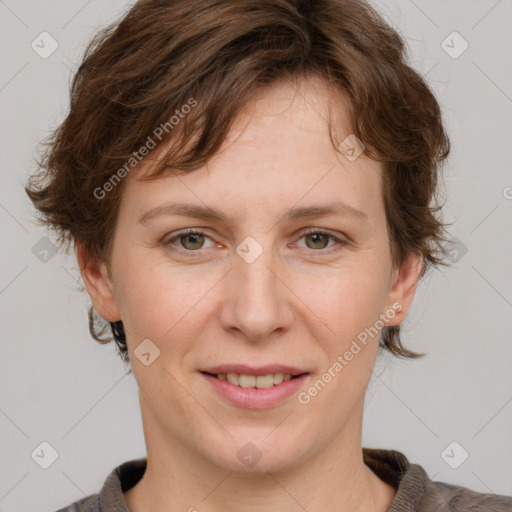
[201,432,310,475]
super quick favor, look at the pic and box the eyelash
[163,227,348,255]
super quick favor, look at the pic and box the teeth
[220,373,295,388]
[226,373,239,386]
[273,372,284,385]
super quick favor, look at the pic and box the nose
[219,241,295,343]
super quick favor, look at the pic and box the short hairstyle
[25,0,452,364]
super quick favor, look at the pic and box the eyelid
[292,227,349,252]
[298,226,347,241]
[164,227,348,253]
[164,228,215,249]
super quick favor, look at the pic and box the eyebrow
[138,200,368,225]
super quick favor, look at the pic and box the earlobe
[75,242,121,322]
[384,252,423,326]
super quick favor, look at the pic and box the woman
[25,0,512,510]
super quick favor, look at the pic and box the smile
[209,372,295,388]
[200,371,309,409]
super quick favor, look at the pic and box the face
[79,75,421,474]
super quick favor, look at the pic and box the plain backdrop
[0,1,511,511]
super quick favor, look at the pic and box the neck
[125,397,395,512]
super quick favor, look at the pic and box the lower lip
[201,372,309,409]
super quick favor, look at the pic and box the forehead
[213,74,357,160]
[121,75,384,222]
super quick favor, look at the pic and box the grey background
[0,1,511,511]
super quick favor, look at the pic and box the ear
[75,242,121,322]
[383,252,423,326]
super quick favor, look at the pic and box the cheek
[113,255,219,348]
[296,262,390,343]
[297,271,387,418]
[114,232,392,353]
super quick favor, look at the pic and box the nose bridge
[221,234,292,340]
[237,238,276,294]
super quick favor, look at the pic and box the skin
[77,74,422,512]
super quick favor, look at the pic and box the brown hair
[25,0,451,364]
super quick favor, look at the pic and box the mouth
[200,369,310,409]
[200,371,307,389]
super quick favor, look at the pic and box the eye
[164,228,215,251]
[163,228,348,254]
[294,228,348,252]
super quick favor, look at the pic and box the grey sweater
[56,448,512,511]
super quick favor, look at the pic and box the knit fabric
[55,448,512,512]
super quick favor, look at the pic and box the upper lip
[200,364,309,376]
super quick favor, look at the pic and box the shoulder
[363,447,512,512]
[426,480,512,512]
[53,457,147,512]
